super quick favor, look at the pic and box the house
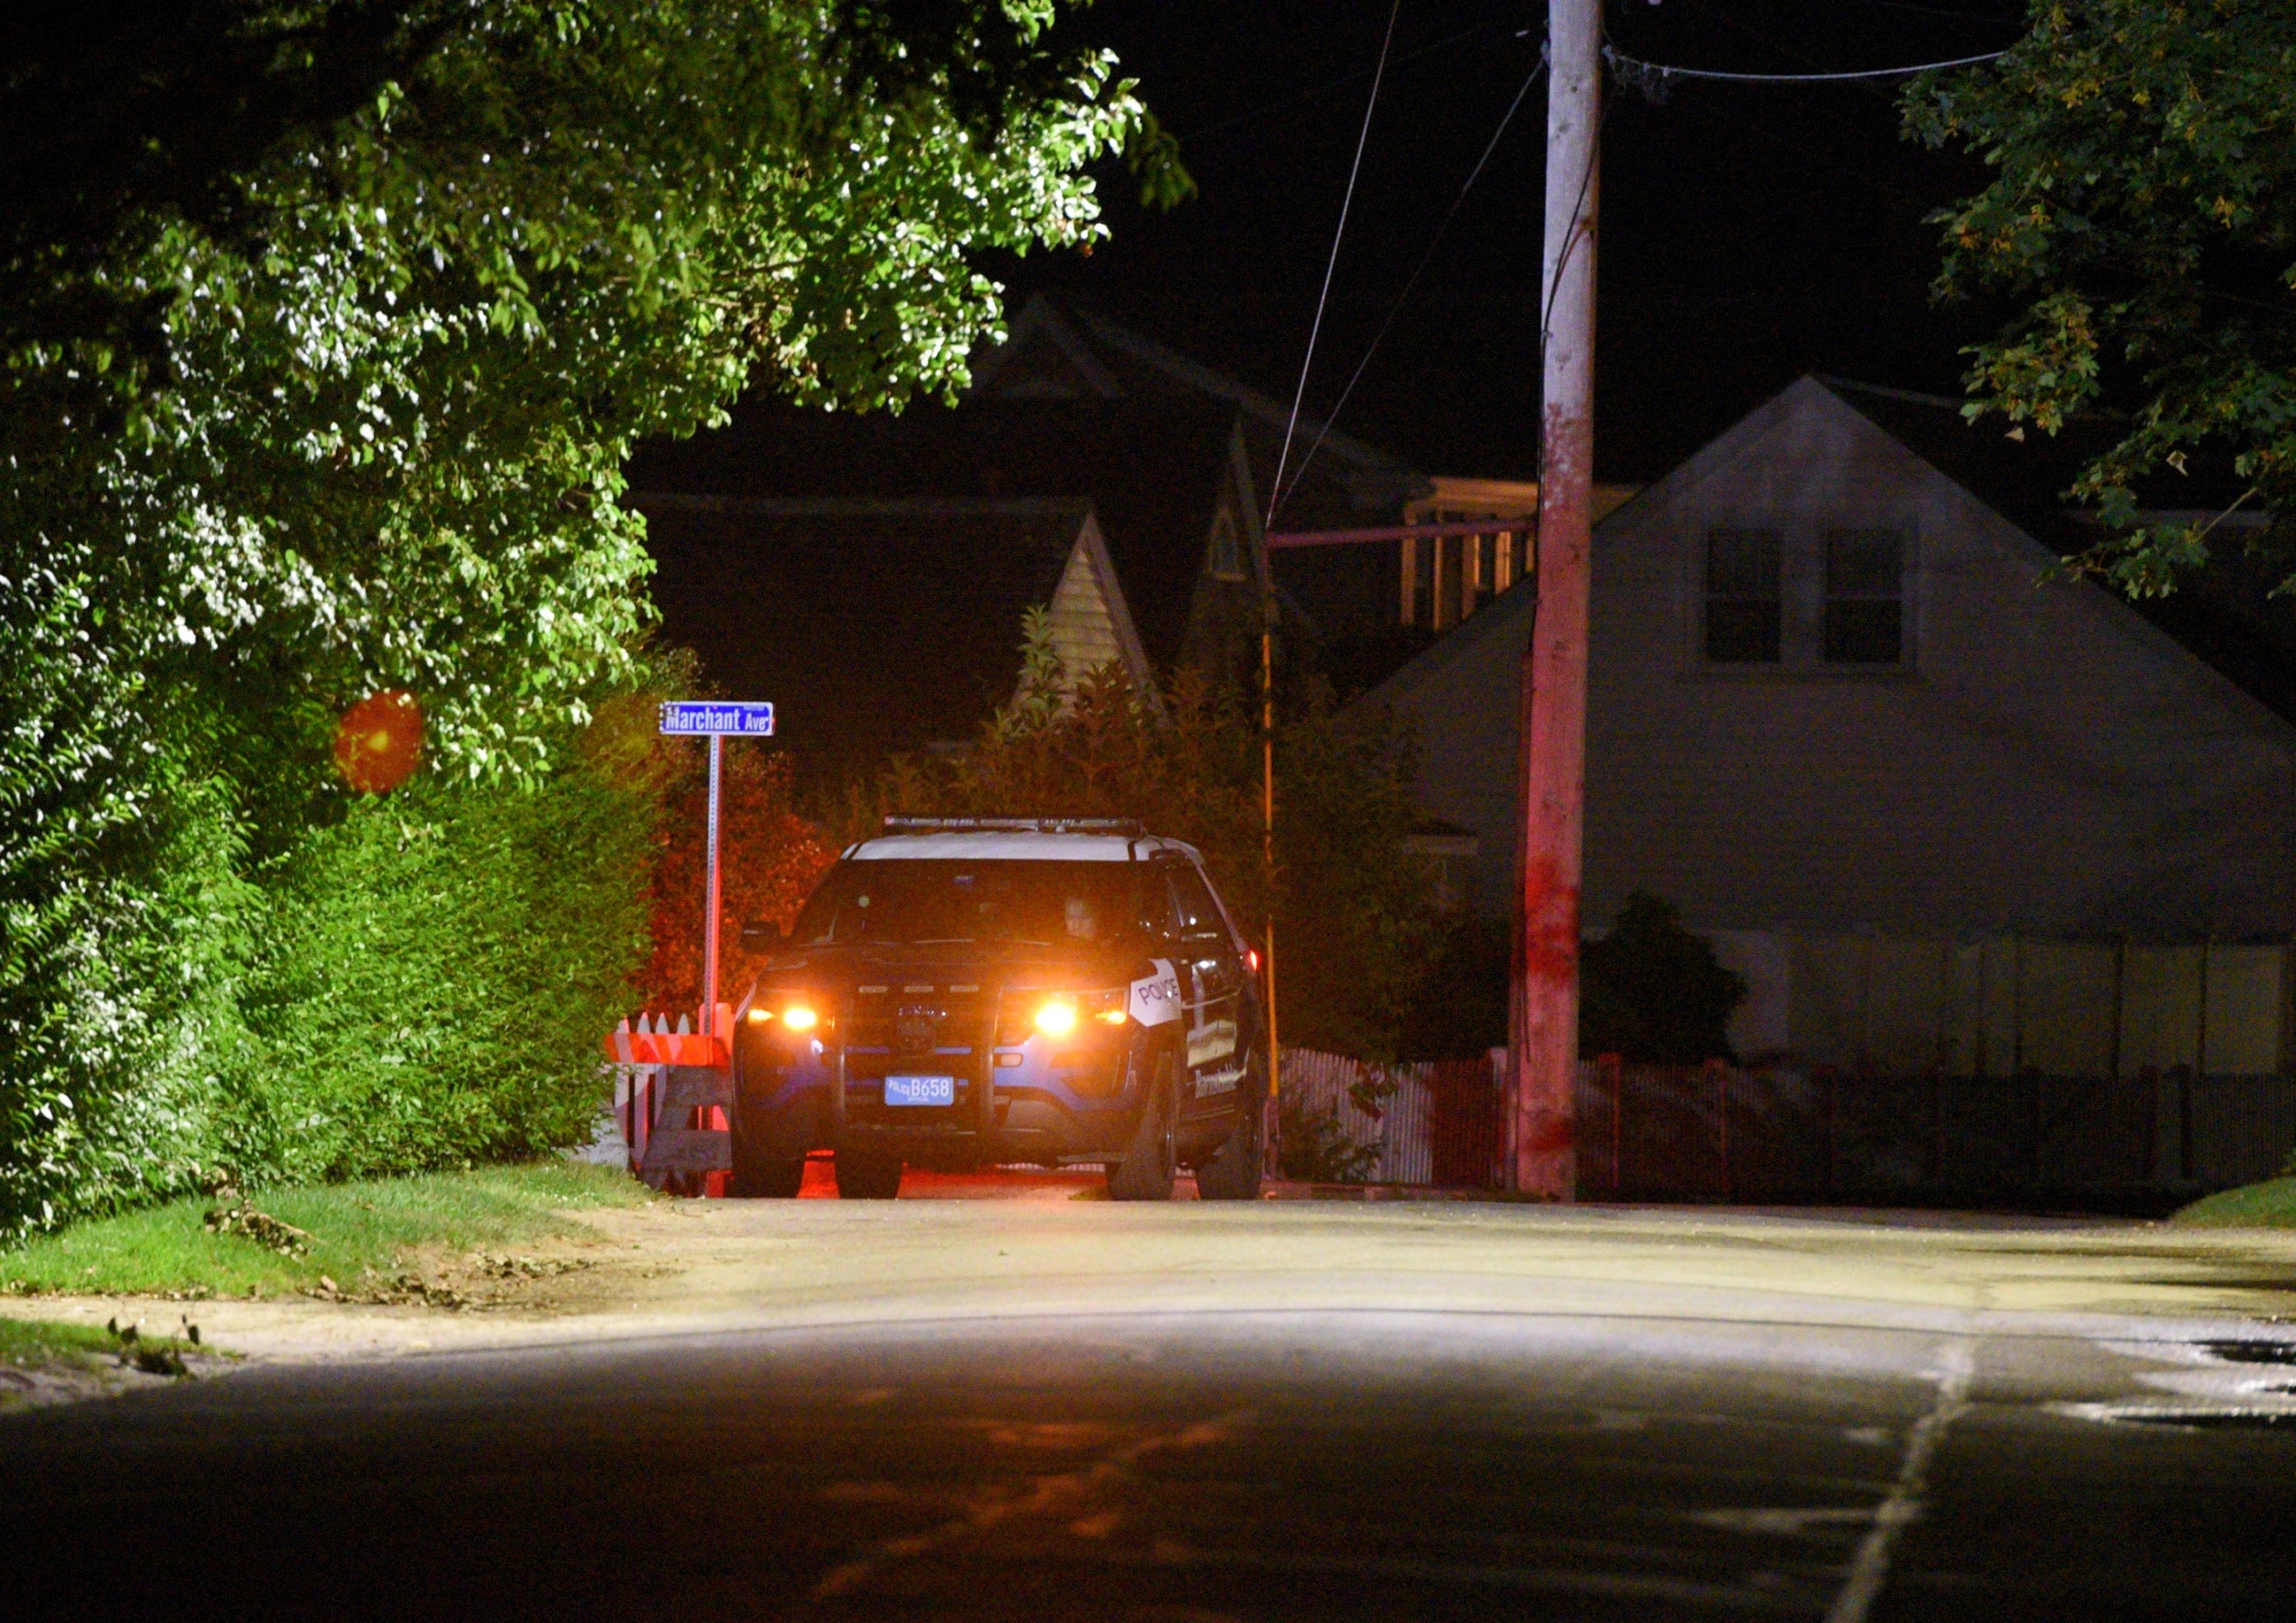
[1368,375,2296,954]
[629,297,1430,779]
[636,496,1149,782]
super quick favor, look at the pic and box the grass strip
[2172,1176,2296,1229]
[0,1161,654,1299]
[0,1318,210,1410]
[0,1318,122,1367]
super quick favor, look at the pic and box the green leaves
[1,0,1151,1234]
[863,613,1441,1065]
[1906,0,2296,592]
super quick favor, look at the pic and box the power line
[1266,0,1403,535]
[1603,43,2009,86]
[1277,59,1549,515]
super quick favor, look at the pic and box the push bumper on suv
[735,981,1153,1169]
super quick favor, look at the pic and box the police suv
[729,817,1267,1200]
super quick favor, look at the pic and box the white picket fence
[1277,1049,1443,1185]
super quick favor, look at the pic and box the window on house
[1208,510,1244,580]
[1704,528,1782,663]
[1823,528,1905,663]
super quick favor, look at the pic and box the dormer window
[1823,527,1904,664]
[1694,522,1915,671]
[1704,528,1783,663]
[1208,509,1245,580]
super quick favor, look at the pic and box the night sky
[989,0,2030,500]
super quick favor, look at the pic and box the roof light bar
[880,816,1147,836]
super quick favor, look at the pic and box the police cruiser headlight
[1033,990,1128,1037]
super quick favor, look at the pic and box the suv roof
[847,828,1204,865]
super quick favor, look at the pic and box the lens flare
[332,690,423,795]
[782,1005,818,1032]
[1034,1000,1079,1038]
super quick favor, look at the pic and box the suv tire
[1107,1053,1177,1201]
[834,1147,905,1200]
[1192,1054,1265,1201]
[728,1106,805,1198]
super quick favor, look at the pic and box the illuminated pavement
[8,1174,2296,1619]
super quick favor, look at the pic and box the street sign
[653,700,778,1047]
[658,701,776,737]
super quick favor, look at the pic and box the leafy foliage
[1277,1095,1381,1185]
[228,756,657,1184]
[1905,1,2296,591]
[637,738,838,1017]
[2,2,1153,1234]
[1578,894,1747,1065]
[859,611,1443,1063]
[0,729,662,1236]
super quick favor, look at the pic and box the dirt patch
[299,1243,648,1313]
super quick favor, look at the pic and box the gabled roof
[1365,374,2296,740]
[635,496,1099,780]
[974,298,1427,523]
[631,396,1244,674]
[1814,378,2296,726]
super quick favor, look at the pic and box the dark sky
[990,0,2029,498]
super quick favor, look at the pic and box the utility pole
[1511,0,1601,1198]
[1261,586,1281,1176]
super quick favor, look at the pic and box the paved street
[8,1178,2296,1619]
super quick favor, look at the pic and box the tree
[859,612,1444,1064]
[1578,894,1746,1065]
[1,1,1167,1232]
[1905,1,2296,595]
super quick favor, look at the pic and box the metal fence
[1281,1047,2296,1204]
[1574,1060,2296,1205]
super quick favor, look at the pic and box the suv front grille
[841,986,991,1132]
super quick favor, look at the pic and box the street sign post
[658,702,779,1039]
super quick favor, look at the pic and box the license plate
[883,1074,956,1107]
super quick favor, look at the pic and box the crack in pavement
[1825,1336,1976,1623]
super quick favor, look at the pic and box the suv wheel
[729,1110,805,1198]
[834,1147,905,1200]
[1193,1056,1265,1201]
[1107,1054,1177,1201]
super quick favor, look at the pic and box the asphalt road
[8,1179,2296,1621]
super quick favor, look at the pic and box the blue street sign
[658,701,777,738]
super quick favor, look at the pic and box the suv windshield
[792,860,1165,949]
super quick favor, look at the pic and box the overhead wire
[1276,56,1549,515]
[1265,0,1404,535]
[1601,44,2009,85]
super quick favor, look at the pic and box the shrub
[226,758,658,1185]
[638,745,836,1017]
[0,774,254,1236]
[854,611,1442,1064]
[1579,893,1747,1064]
[1277,1095,1381,1184]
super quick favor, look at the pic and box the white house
[1371,376,2296,952]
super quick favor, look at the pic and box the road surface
[7,1175,2296,1619]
